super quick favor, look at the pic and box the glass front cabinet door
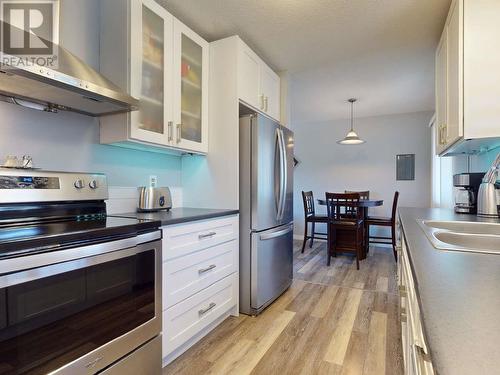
[172,20,209,154]
[129,0,173,146]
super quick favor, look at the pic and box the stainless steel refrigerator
[239,114,294,315]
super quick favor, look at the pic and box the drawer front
[162,215,238,260]
[162,273,237,357]
[163,240,237,308]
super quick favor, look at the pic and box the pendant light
[337,98,365,145]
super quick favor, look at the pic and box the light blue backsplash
[0,102,182,187]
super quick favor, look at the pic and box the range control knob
[89,180,98,189]
[74,179,85,189]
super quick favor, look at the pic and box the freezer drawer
[251,224,293,311]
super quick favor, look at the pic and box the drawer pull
[198,264,217,274]
[199,232,216,239]
[198,302,216,315]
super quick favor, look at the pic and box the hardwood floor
[163,240,403,375]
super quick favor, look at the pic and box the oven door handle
[0,231,160,279]
[0,237,161,288]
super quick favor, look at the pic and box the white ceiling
[160,0,451,122]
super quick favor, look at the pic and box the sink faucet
[477,153,500,218]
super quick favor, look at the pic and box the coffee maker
[453,173,484,214]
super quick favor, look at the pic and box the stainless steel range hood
[0,22,139,117]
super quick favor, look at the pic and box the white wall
[0,0,182,189]
[291,111,433,237]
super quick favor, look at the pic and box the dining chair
[366,191,400,261]
[301,191,328,253]
[325,192,364,270]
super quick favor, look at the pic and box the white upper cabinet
[435,29,448,155]
[238,43,261,109]
[237,39,281,122]
[435,0,500,156]
[130,0,173,146]
[173,20,209,153]
[260,64,281,121]
[99,0,209,155]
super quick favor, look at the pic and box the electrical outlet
[149,175,158,187]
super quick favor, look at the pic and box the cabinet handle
[198,231,216,239]
[198,302,216,315]
[167,121,173,142]
[259,94,265,110]
[176,123,182,144]
[264,96,269,112]
[198,264,216,274]
[400,312,407,323]
[439,124,447,145]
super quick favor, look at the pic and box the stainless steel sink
[419,220,500,255]
[422,220,500,235]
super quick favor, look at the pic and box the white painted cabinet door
[260,64,281,121]
[445,0,463,149]
[238,42,262,110]
[172,19,209,153]
[129,0,173,146]
[435,31,448,155]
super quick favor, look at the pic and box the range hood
[0,22,139,117]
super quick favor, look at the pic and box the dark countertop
[113,207,239,226]
[398,207,500,375]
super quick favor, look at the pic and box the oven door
[0,232,162,375]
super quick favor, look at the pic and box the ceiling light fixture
[337,98,365,145]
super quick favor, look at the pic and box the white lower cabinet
[398,222,434,375]
[161,215,239,365]
[162,273,238,358]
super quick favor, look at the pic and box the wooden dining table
[317,198,384,260]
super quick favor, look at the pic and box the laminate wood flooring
[163,240,403,375]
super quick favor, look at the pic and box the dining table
[317,198,384,259]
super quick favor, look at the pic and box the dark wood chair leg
[301,221,309,253]
[309,222,315,248]
[355,227,360,270]
[326,224,331,266]
[391,223,397,261]
[365,223,370,254]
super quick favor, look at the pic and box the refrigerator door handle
[259,225,293,241]
[275,128,285,221]
[279,128,288,220]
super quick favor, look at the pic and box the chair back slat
[302,191,316,217]
[325,192,362,221]
[345,190,370,200]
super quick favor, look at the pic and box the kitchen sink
[419,220,500,255]
[422,220,500,235]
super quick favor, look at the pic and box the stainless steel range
[0,169,162,375]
